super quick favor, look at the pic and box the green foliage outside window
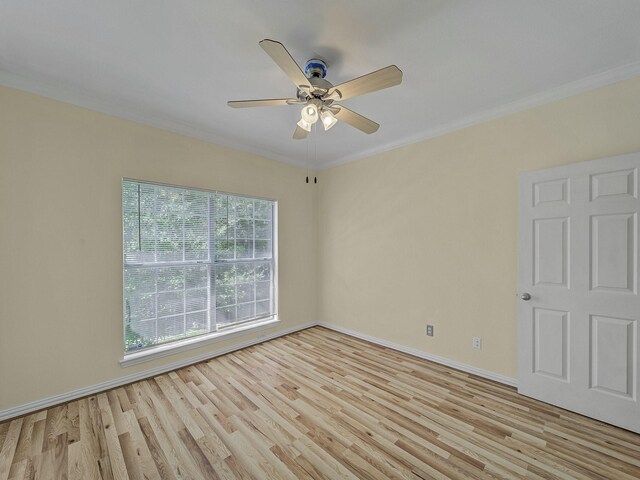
[123,181,275,353]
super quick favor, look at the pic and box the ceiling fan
[228,39,403,139]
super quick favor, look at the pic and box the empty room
[2,1,640,479]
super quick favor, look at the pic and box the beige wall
[0,86,317,411]
[317,77,640,379]
[3,75,640,412]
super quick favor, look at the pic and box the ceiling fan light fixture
[297,118,312,132]
[228,40,403,138]
[301,104,319,124]
[320,110,338,131]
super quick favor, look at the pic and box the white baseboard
[0,322,315,422]
[317,322,518,388]
[1,320,517,421]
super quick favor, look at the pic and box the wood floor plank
[67,431,84,480]
[120,408,161,480]
[2,327,640,479]
[9,415,34,469]
[133,382,201,479]
[0,419,23,480]
[96,393,128,480]
[6,458,26,480]
[136,416,176,480]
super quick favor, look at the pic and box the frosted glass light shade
[301,104,318,124]
[297,118,311,132]
[320,110,337,131]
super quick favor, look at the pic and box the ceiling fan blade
[333,105,380,134]
[227,98,300,108]
[293,125,309,140]
[259,39,311,89]
[328,65,402,101]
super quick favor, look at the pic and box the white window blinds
[122,180,275,353]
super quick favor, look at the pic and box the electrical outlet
[472,337,482,349]
[426,325,434,337]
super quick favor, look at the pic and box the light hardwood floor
[1,327,640,479]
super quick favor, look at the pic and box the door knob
[519,292,531,301]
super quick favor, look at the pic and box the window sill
[120,317,279,367]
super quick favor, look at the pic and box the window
[122,180,276,354]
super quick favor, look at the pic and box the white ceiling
[2,1,640,169]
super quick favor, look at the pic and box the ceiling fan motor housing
[304,59,327,79]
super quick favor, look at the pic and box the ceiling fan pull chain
[305,123,310,183]
[313,122,318,184]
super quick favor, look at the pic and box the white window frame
[120,178,278,367]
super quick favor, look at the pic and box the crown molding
[2,60,640,171]
[318,60,640,169]
[0,69,304,167]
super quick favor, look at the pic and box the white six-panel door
[518,152,640,433]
